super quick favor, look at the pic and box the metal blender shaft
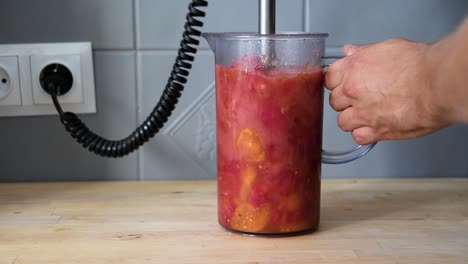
[259,0,276,66]
[259,0,276,34]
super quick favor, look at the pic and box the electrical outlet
[0,56,21,106]
[0,42,96,117]
[31,54,83,104]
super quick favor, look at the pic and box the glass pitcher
[203,33,376,235]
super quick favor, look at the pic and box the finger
[343,44,359,56]
[324,57,347,90]
[343,43,377,56]
[337,107,367,132]
[352,126,379,145]
[329,87,352,112]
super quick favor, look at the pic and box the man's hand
[324,38,451,145]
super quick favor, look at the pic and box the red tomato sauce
[216,59,324,234]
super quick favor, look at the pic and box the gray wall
[0,0,467,181]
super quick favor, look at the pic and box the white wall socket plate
[0,42,96,117]
[0,56,21,106]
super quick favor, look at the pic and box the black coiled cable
[50,0,208,158]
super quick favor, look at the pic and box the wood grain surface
[1,179,468,263]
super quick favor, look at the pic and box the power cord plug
[40,63,73,96]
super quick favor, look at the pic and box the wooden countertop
[1,179,468,263]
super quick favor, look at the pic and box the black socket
[40,63,73,96]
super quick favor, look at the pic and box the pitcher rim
[202,32,329,40]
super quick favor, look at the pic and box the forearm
[426,18,468,124]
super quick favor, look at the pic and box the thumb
[343,44,359,56]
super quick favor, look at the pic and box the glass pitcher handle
[322,143,376,164]
[321,55,377,164]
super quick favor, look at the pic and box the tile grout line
[132,0,138,50]
[304,0,309,32]
[133,0,143,181]
[93,48,135,52]
[135,52,144,181]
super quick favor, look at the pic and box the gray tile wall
[0,0,467,181]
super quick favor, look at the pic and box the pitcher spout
[202,33,216,52]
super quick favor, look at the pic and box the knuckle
[342,83,359,98]
[384,37,409,46]
[352,130,367,145]
[348,55,363,69]
[358,109,371,124]
[324,75,333,88]
[353,128,376,145]
[328,61,341,72]
[324,68,341,88]
[337,113,347,131]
